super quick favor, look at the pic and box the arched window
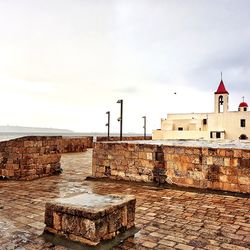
[239,134,248,140]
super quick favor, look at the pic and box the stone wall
[0,136,62,180]
[96,136,152,142]
[92,142,250,193]
[60,136,93,153]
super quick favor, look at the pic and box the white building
[153,79,250,140]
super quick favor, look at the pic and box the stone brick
[207,157,213,165]
[146,153,153,160]
[218,149,226,157]
[95,217,108,239]
[53,212,62,230]
[233,158,239,167]
[141,241,158,248]
[225,149,234,157]
[175,243,194,250]
[222,183,239,192]
[233,149,242,158]
[242,150,250,158]
[238,176,250,185]
[219,175,228,183]
[239,185,250,193]
[224,158,231,167]
[227,175,238,184]
[138,151,147,159]
[192,157,200,164]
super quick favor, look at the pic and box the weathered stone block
[219,175,228,183]
[207,157,213,165]
[218,149,226,157]
[238,176,250,185]
[53,212,62,230]
[224,158,230,167]
[234,149,242,158]
[44,193,136,246]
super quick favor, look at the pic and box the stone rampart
[0,136,62,180]
[60,136,93,153]
[96,136,152,142]
[92,141,250,193]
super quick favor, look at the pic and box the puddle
[55,193,125,208]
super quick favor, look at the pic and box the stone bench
[44,193,136,246]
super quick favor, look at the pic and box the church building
[152,79,249,140]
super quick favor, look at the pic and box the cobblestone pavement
[0,150,250,250]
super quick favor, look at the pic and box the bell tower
[214,74,229,113]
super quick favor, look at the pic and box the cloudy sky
[0,0,250,133]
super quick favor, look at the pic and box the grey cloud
[188,48,250,93]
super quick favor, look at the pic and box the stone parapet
[92,141,250,193]
[0,136,62,180]
[96,136,152,142]
[44,193,136,246]
[60,136,93,153]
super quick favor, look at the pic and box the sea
[0,132,143,142]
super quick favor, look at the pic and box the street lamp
[142,116,146,139]
[105,111,110,141]
[117,99,123,141]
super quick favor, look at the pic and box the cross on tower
[242,96,245,102]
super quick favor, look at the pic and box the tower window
[203,119,207,125]
[241,119,246,127]
[216,132,221,138]
[244,107,247,111]
[210,132,213,138]
[178,127,183,131]
[218,95,224,113]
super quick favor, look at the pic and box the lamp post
[142,116,146,139]
[117,99,123,141]
[105,111,110,141]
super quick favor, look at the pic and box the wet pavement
[0,149,250,250]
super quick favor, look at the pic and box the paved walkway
[0,150,250,250]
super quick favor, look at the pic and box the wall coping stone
[95,139,250,150]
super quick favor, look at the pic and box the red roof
[239,102,248,107]
[215,80,229,94]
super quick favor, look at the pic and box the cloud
[187,47,250,93]
[0,0,250,132]
[114,86,139,94]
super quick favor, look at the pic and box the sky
[0,0,250,133]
